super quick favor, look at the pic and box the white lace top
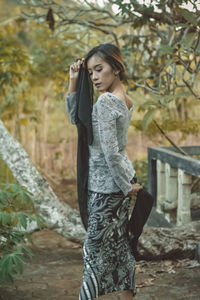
[65,91,136,196]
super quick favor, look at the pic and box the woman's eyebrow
[94,64,102,68]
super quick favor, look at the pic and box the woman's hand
[128,183,143,196]
[69,58,85,80]
[67,58,85,94]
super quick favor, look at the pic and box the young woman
[66,44,143,300]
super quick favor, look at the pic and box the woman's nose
[92,72,98,81]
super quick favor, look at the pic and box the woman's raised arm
[67,58,84,94]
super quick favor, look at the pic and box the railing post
[177,169,192,225]
[164,163,178,222]
[156,160,165,213]
[148,148,157,202]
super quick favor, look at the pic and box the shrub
[0,183,45,282]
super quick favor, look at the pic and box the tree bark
[0,120,85,242]
[138,220,200,260]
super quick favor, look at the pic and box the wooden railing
[148,146,200,225]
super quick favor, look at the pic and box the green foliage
[0,183,45,283]
[141,109,157,131]
[0,158,17,185]
[132,117,200,140]
[14,0,200,139]
[129,83,200,141]
[116,0,200,99]
[0,26,40,139]
[0,30,29,94]
[133,158,148,189]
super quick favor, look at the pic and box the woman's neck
[107,78,125,97]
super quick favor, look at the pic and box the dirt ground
[0,228,199,300]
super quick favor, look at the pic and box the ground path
[0,229,200,300]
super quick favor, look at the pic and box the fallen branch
[138,220,200,260]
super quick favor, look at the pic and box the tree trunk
[0,120,85,242]
[138,220,200,260]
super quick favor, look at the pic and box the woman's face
[87,55,119,92]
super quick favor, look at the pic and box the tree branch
[130,81,161,95]
[110,0,177,25]
[175,55,197,74]
[83,0,116,20]
[183,78,200,99]
[153,120,189,156]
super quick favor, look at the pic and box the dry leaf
[136,277,155,288]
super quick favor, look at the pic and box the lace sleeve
[96,95,132,196]
[65,92,77,125]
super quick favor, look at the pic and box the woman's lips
[95,83,101,88]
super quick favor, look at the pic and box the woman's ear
[114,70,120,76]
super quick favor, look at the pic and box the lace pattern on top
[65,92,136,196]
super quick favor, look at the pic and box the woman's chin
[98,87,106,92]
[94,85,107,92]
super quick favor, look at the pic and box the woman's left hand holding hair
[67,58,85,94]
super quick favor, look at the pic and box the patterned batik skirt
[79,190,136,300]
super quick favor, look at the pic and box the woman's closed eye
[88,68,102,76]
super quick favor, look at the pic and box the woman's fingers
[130,183,143,195]
[69,58,85,78]
[71,58,84,70]
[77,58,85,69]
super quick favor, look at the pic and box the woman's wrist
[67,78,77,94]
[67,58,84,94]
[127,188,133,196]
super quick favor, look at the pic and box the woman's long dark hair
[76,43,125,229]
[76,65,93,229]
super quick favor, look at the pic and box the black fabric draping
[128,178,154,260]
[76,65,93,230]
